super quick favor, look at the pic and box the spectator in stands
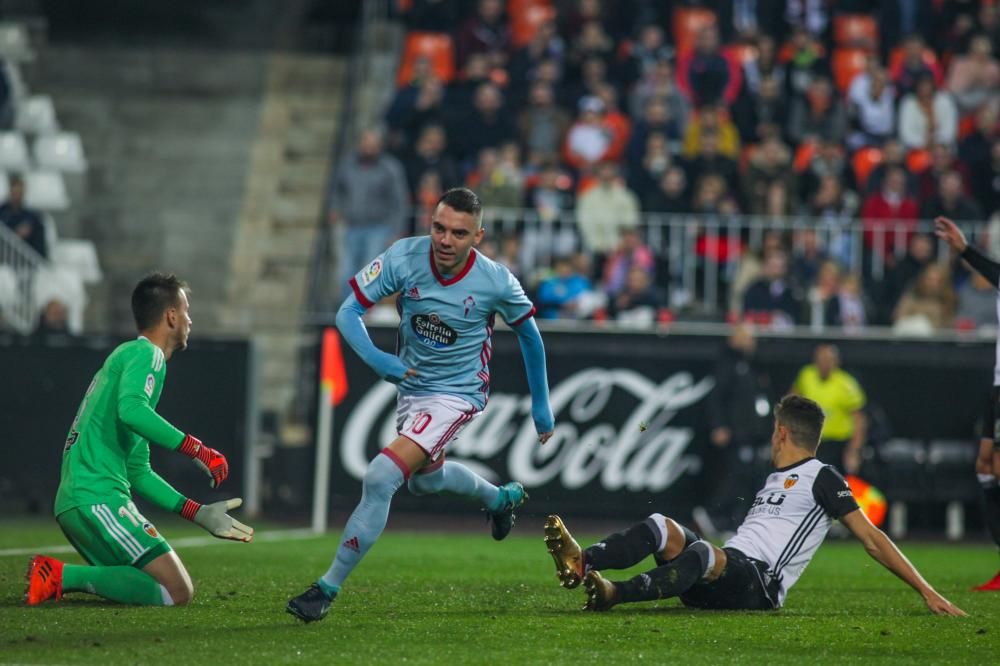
[456,0,510,68]
[691,172,740,215]
[740,35,784,98]
[508,20,565,102]
[959,105,1000,193]
[865,138,918,196]
[730,229,787,314]
[787,76,847,146]
[806,259,843,329]
[602,227,655,299]
[807,174,860,268]
[880,232,935,318]
[385,73,446,150]
[744,137,795,215]
[789,228,828,291]
[627,132,673,205]
[526,161,574,222]
[733,74,787,144]
[742,250,801,327]
[801,139,850,199]
[412,170,443,234]
[783,26,829,100]
[626,97,681,166]
[916,143,971,202]
[468,146,523,210]
[898,74,959,149]
[447,52,491,111]
[973,138,1000,214]
[447,82,515,166]
[791,343,867,474]
[620,24,673,88]
[0,176,47,258]
[644,165,689,214]
[846,62,896,149]
[609,265,660,323]
[593,84,631,161]
[575,160,640,255]
[860,166,920,260]
[922,169,983,221]
[947,33,1000,114]
[628,58,690,136]
[328,128,410,299]
[563,95,615,171]
[567,20,615,75]
[762,180,793,217]
[535,255,596,320]
[564,55,610,109]
[404,0,461,31]
[517,81,571,169]
[677,25,741,108]
[891,34,944,97]
[496,233,526,280]
[687,130,740,195]
[893,263,957,332]
[682,105,740,161]
[32,298,73,341]
[836,273,869,331]
[403,124,460,195]
[785,0,828,37]
[956,270,997,327]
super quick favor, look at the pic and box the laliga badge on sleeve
[360,258,382,286]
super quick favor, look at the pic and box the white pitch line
[0,527,325,558]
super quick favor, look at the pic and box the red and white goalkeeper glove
[180,498,254,542]
[178,434,229,488]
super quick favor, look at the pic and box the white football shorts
[395,394,481,461]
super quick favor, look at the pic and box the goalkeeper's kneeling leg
[143,550,194,605]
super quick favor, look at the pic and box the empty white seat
[0,132,30,172]
[23,170,69,211]
[34,132,87,173]
[52,238,102,285]
[16,95,58,135]
[0,171,9,201]
[0,23,34,62]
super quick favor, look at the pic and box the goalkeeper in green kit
[25,273,253,607]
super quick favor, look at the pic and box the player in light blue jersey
[288,188,554,622]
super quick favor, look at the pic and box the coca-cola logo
[340,368,715,492]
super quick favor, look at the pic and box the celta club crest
[463,296,475,316]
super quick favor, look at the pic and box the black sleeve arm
[961,245,1000,288]
[812,466,860,519]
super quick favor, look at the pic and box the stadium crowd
[330,0,1000,332]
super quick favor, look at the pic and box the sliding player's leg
[400,394,526,540]
[584,542,727,611]
[27,501,180,606]
[544,513,699,589]
[286,436,422,622]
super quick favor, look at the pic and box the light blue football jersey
[349,236,536,410]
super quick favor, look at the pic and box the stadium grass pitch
[1,516,998,665]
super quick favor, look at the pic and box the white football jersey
[725,457,859,607]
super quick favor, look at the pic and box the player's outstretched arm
[935,216,1000,287]
[336,292,415,383]
[117,347,229,486]
[512,316,554,444]
[181,497,254,542]
[840,509,966,616]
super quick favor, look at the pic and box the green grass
[1,517,998,665]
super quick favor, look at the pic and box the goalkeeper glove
[178,434,229,488]
[180,497,254,542]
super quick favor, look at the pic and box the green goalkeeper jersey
[54,337,187,517]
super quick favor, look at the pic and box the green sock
[62,564,166,605]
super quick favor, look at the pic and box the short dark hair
[437,187,483,224]
[131,273,187,331]
[774,395,825,451]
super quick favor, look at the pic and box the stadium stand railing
[0,220,43,333]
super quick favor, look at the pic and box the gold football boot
[582,571,620,611]
[543,514,586,588]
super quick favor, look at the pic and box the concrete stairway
[220,53,344,413]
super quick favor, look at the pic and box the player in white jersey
[935,216,1000,590]
[288,188,554,622]
[544,395,965,615]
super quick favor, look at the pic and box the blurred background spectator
[0,176,47,259]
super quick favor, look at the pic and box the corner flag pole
[312,328,349,534]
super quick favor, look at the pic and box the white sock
[160,585,175,606]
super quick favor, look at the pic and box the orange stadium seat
[906,148,932,174]
[724,43,758,67]
[672,6,716,55]
[508,0,550,17]
[397,32,455,86]
[793,141,818,173]
[511,2,556,48]
[832,47,871,93]
[833,14,878,50]
[852,146,883,189]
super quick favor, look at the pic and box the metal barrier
[0,222,45,334]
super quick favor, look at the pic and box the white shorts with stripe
[395,394,480,461]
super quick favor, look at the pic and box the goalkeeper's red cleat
[972,570,1000,591]
[24,555,63,605]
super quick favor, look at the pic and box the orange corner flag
[321,328,349,407]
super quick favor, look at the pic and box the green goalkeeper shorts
[56,498,171,569]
